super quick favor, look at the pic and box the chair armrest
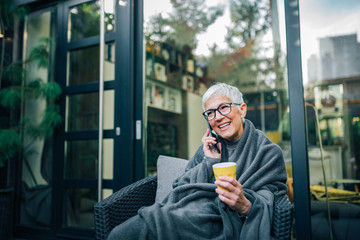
[271,194,294,240]
[94,176,157,240]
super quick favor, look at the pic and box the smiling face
[205,95,247,141]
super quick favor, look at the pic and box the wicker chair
[94,175,293,240]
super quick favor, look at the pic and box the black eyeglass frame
[202,102,241,121]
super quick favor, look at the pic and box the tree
[225,0,270,50]
[145,0,224,51]
[205,0,285,91]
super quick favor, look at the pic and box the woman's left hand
[215,176,251,215]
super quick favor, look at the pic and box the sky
[299,0,360,83]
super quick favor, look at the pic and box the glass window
[65,140,98,178]
[300,1,360,239]
[67,42,115,85]
[104,42,115,81]
[64,138,113,179]
[66,90,114,131]
[67,46,99,85]
[66,92,99,131]
[143,0,292,186]
[20,8,55,227]
[64,188,97,228]
[68,0,115,42]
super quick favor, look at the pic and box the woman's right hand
[202,129,221,158]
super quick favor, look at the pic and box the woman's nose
[214,111,225,121]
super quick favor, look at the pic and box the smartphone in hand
[206,121,221,154]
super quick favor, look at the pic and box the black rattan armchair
[94,176,293,240]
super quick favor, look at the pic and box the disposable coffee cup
[212,162,237,190]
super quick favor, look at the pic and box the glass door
[15,0,136,239]
[56,0,117,234]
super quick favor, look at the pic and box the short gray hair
[202,83,244,111]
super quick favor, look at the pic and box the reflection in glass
[64,138,113,179]
[66,90,114,131]
[67,42,115,85]
[65,140,98,178]
[20,9,54,227]
[67,92,99,131]
[65,188,97,228]
[104,42,115,81]
[143,0,291,183]
[68,0,115,42]
[65,90,114,131]
[300,1,360,239]
[68,46,99,85]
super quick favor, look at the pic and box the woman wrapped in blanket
[107,83,288,240]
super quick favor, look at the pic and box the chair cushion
[155,155,188,203]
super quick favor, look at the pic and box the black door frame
[284,0,312,239]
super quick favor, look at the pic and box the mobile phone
[206,121,221,154]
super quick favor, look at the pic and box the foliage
[0,2,27,89]
[0,130,21,167]
[225,0,271,50]
[204,0,285,91]
[0,37,62,167]
[145,0,224,51]
[0,1,27,27]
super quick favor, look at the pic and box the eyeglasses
[202,103,241,121]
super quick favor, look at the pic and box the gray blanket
[108,120,287,240]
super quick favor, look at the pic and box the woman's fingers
[215,177,251,214]
[202,129,221,157]
[215,177,241,197]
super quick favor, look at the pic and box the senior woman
[107,83,288,240]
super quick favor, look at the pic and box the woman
[108,83,288,240]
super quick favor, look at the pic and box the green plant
[0,37,62,168]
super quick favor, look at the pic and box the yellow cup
[212,162,237,191]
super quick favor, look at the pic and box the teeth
[219,123,230,128]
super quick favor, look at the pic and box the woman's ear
[240,103,247,118]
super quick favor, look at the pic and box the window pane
[65,140,98,178]
[103,90,114,129]
[66,90,113,131]
[64,188,96,228]
[20,9,55,227]
[66,92,99,131]
[67,46,99,85]
[103,139,114,179]
[104,42,115,81]
[67,42,115,86]
[68,0,115,42]
[300,1,360,239]
[64,139,113,179]
[68,1,99,41]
